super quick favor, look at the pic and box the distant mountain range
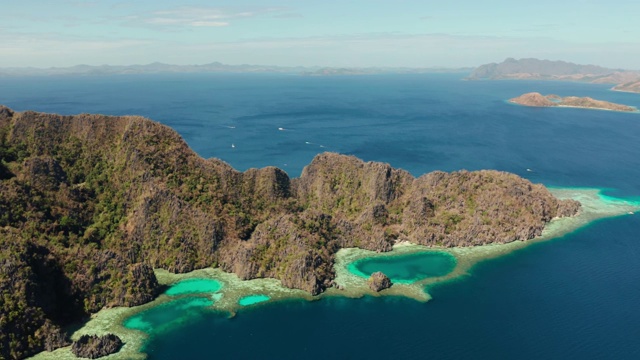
[0,62,471,77]
[468,58,640,93]
[3,58,638,93]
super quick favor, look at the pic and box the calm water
[164,279,222,296]
[238,295,271,306]
[348,251,456,283]
[2,74,640,359]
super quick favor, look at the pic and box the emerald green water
[164,279,222,296]
[238,295,271,306]
[348,252,457,283]
[124,297,215,334]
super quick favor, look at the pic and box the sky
[1,0,639,69]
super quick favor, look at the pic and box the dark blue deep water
[2,74,640,359]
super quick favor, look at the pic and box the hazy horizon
[2,1,640,69]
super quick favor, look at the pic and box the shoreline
[555,104,639,113]
[507,99,639,114]
[610,87,640,94]
[29,187,640,360]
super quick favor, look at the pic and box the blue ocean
[2,73,640,359]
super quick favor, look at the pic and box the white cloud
[191,21,229,27]
[129,6,285,29]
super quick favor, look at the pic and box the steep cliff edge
[0,106,579,359]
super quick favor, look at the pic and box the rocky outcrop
[509,92,556,107]
[70,334,123,359]
[120,263,160,306]
[37,321,70,352]
[368,272,392,292]
[0,106,581,359]
[557,199,581,218]
[509,92,636,112]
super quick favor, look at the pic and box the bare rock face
[217,211,337,295]
[71,334,123,359]
[368,271,392,292]
[557,199,581,218]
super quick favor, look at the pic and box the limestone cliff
[0,106,579,359]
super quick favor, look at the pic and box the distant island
[469,58,640,94]
[613,80,640,93]
[0,62,471,77]
[0,105,579,359]
[509,92,638,112]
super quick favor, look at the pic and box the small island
[509,92,638,112]
[71,334,123,359]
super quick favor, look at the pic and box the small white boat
[231,144,235,148]
[278,127,285,131]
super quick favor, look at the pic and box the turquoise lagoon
[124,297,216,334]
[347,251,456,283]
[238,295,271,306]
[164,279,222,296]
